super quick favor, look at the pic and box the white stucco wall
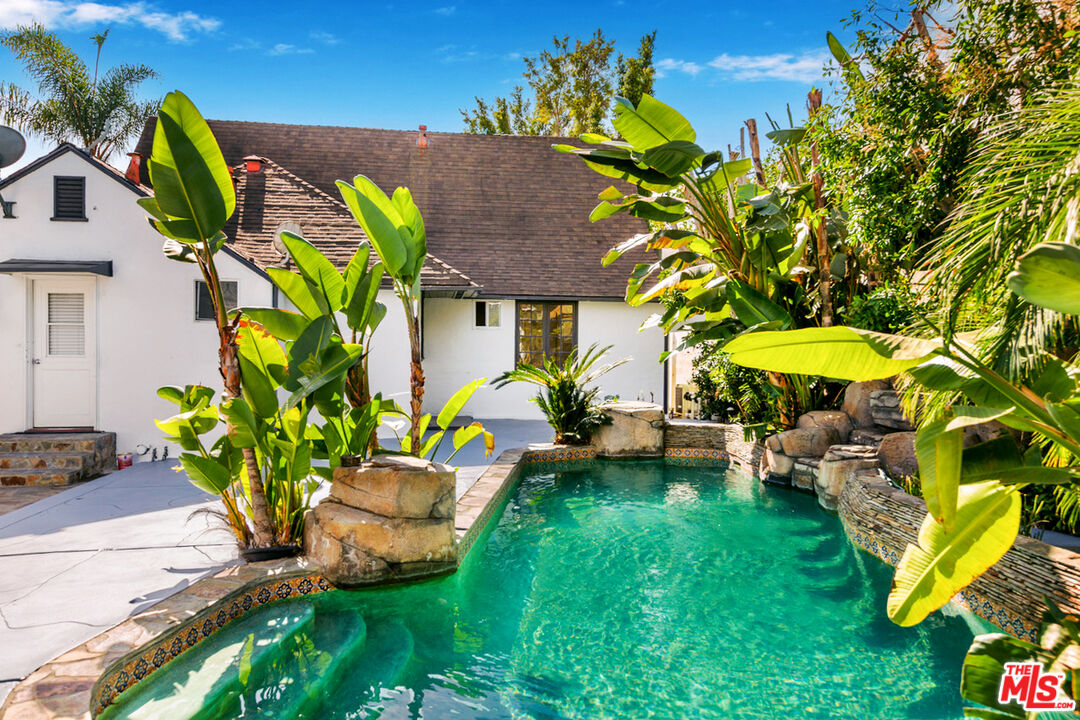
[0,149,666,455]
[422,298,665,420]
[0,149,273,456]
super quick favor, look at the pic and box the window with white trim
[474,300,502,328]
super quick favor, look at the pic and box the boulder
[878,431,918,479]
[306,502,456,565]
[870,389,915,431]
[331,455,455,519]
[759,447,794,486]
[771,427,841,458]
[842,380,891,428]
[792,457,821,493]
[814,445,880,511]
[849,428,886,447]
[797,410,853,442]
[593,402,665,458]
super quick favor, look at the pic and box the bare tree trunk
[219,325,274,547]
[911,8,944,70]
[744,119,767,188]
[807,90,834,328]
[408,314,425,454]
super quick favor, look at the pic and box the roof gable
[227,158,477,290]
[135,120,649,299]
[0,143,147,196]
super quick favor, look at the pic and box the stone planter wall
[839,469,1080,642]
[664,421,763,470]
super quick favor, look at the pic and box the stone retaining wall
[664,421,763,469]
[839,469,1080,642]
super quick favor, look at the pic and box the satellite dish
[273,221,301,257]
[0,126,26,169]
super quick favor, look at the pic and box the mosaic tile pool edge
[86,446,738,717]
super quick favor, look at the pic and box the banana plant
[722,242,1080,629]
[239,230,403,476]
[557,94,850,425]
[336,175,494,461]
[155,316,336,546]
[138,90,274,547]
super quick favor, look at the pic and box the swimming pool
[99,459,993,719]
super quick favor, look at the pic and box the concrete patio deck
[0,418,551,706]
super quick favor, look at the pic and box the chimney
[125,152,144,184]
[417,125,428,149]
[243,154,265,173]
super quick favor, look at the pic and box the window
[474,301,501,328]
[52,176,86,221]
[195,281,238,321]
[47,293,85,356]
[516,301,576,366]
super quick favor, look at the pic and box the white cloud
[655,58,704,78]
[0,0,220,41]
[267,42,313,56]
[707,51,831,83]
[309,30,339,45]
[434,5,455,15]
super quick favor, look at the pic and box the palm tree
[0,23,158,160]
[921,76,1080,379]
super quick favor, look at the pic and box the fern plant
[494,344,628,445]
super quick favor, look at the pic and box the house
[0,122,666,459]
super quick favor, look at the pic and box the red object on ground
[117,453,133,470]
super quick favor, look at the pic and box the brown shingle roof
[135,120,649,299]
[225,158,476,289]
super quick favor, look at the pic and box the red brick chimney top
[125,152,144,184]
[417,125,428,149]
[243,155,265,173]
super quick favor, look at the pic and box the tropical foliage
[462,29,656,136]
[141,91,289,548]
[144,93,492,551]
[689,344,778,428]
[495,344,627,445]
[813,0,1080,280]
[557,93,855,425]
[336,173,494,460]
[0,24,158,160]
[723,240,1080,629]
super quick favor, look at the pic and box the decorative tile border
[92,572,334,715]
[3,444,741,720]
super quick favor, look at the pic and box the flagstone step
[0,432,116,486]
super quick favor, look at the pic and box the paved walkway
[0,419,551,705]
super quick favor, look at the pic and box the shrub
[495,344,627,445]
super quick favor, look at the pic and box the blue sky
[0,0,864,171]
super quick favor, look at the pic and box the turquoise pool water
[100,460,992,720]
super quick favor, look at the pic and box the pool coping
[0,445,733,720]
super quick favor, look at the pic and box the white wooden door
[32,278,96,428]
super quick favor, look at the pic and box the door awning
[0,259,112,276]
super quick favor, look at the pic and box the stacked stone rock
[305,455,458,586]
[592,402,666,458]
[758,379,919,511]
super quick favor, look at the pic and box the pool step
[320,617,415,719]
[221,608,368,719]
[103,602,316,720]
